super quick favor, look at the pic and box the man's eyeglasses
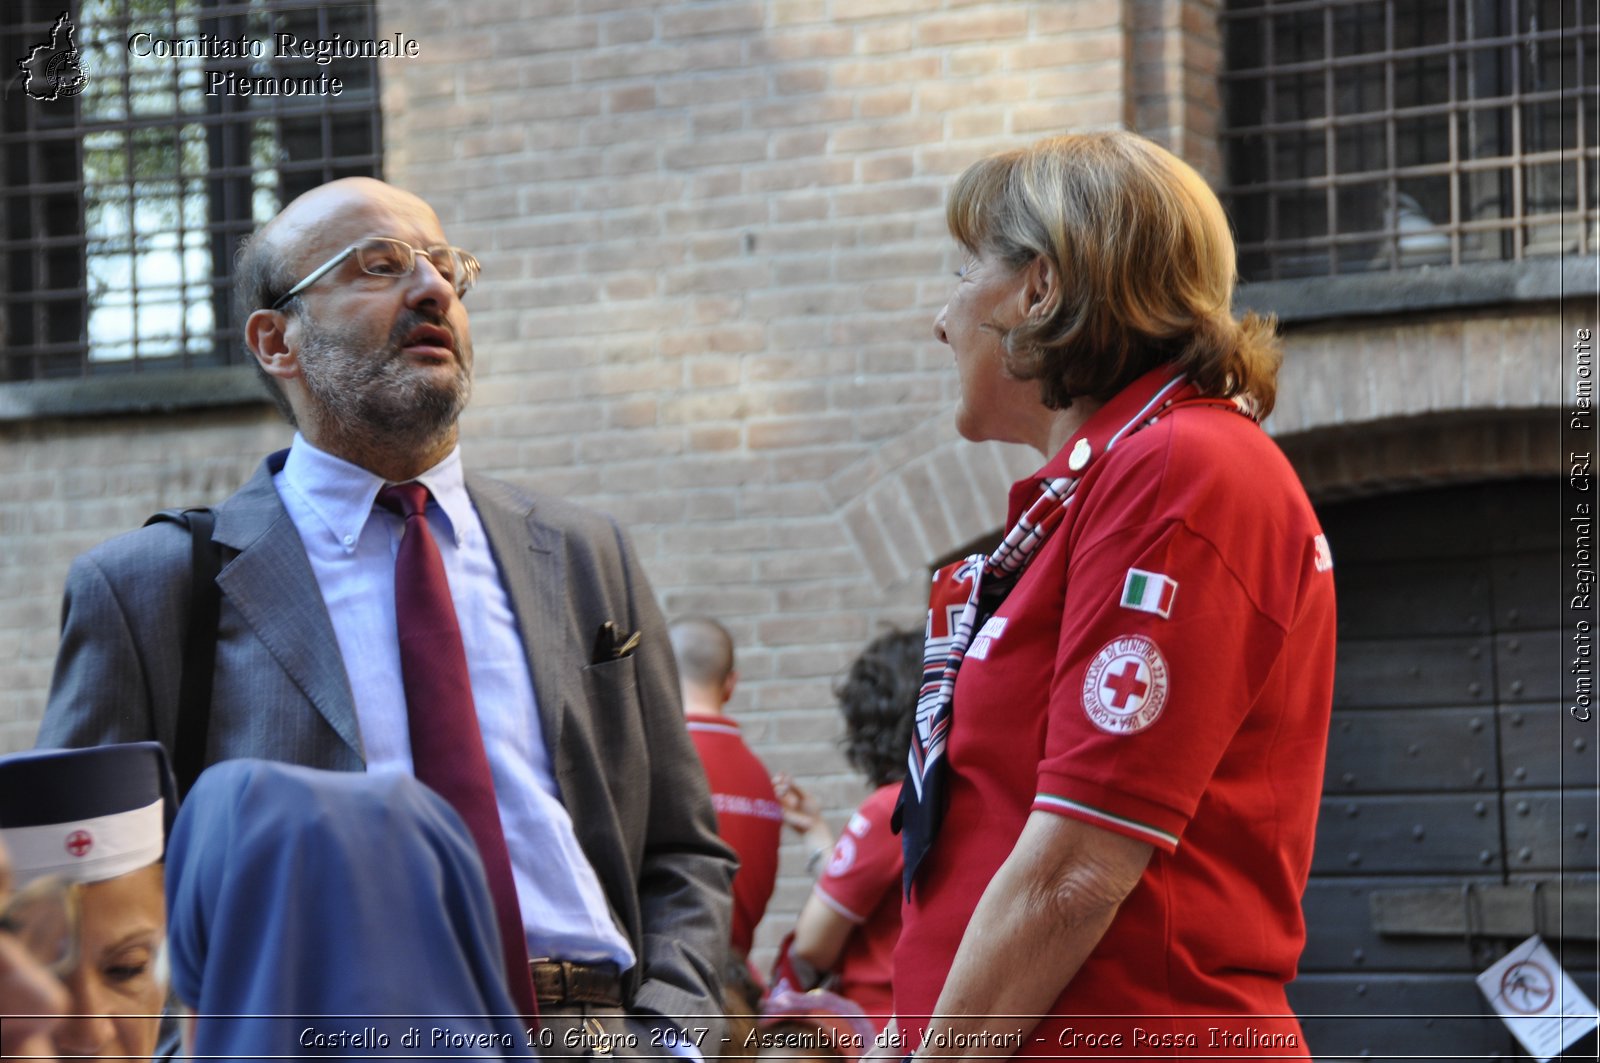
[270,237,481,310]
[0,874,80,979]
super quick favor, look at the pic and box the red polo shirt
[894,369,1337,1057]
[813,783,903,1031]
[687,712,783,957]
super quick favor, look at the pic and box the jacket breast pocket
[577,655,646,767]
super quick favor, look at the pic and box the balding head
[669,617,737,713]
[260,178,441,274]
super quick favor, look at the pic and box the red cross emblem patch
[1081,635,1169,734]
[65,830,94,858]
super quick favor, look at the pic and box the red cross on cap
[65,829,94,858]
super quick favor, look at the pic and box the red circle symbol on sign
[1500,959,1555,1015]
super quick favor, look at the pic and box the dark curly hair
[835,629,922,789]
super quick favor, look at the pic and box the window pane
[1221,0,1590,279]
[0,0,383,380]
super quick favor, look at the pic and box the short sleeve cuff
[812,883,870,925]
[1033,773,1188,854]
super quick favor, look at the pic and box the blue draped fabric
[166,760,535,1059]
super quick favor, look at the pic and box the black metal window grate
[1220,0,1598,282]
[1,0,382,383]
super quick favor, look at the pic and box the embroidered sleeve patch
[1313,533,1334,572]
[827,834,857,877]
[1082,635,1169,734]
[1120,568,1177,618]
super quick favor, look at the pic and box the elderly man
[38,178,733,1054]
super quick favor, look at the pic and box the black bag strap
[144,507,221,799]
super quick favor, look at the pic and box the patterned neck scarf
[895,372,1206,894]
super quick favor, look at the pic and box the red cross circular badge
[64,830,94,858]
[1082,635,1169,734]
[828,835,856,878]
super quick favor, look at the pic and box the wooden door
[1287,478,1597,1060]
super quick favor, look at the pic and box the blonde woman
[887,133,1336,1060]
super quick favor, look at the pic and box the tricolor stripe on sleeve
[1033,792,1180,850]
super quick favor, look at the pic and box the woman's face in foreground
[933,247,1041,446]
[55,864,166,1063]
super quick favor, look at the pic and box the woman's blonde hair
[946,132,1281,416]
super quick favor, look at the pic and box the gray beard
[296,313,472,459]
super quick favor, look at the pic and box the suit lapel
[212,452,364,762]
[468,475,570,772]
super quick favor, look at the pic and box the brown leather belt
[529,958,625,1007]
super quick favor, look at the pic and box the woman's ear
[245,308,298,381]
[1020,256,1060,323]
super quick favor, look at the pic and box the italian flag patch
[1121,568,1177,619]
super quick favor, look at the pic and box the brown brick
[947,48,1006,77]
[860,153,915,183]
[1011,95,1126,133]
[772,0,828,23]
[831,182,943,216]
[774,66,828,94]
[943,110,1011,144]
[746,158,855,193]
[752,95,856,128]
[656,71,767,107]
[915,8,1029,47]
[830,55,942,89]
[855,87,915,121]
[772,192,830,222]
[660,3,765,39]
[664,135,769,170]
[491,16,600,55]
[605,85,657,112]
[688,425,743,451]
[748,28,854,63]
[916,75,1030,112]
[1030,62,1128,97]
[599,11,656,45]
[1034,2,1124,32]
[830,0,934,19]
[747,415,856,450]
[856,22,913,54]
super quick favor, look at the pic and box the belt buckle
[529,957,566,1006]
[557,959,576,1004]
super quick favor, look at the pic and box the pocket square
[591,620,641,663]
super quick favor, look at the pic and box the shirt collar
[283,434,473,549]
[1007,366,1196,526]
[684,710,740,729]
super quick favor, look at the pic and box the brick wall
[0,0,1565,964]
[0,409,289,751]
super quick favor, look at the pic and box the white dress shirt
[275,434,635,967]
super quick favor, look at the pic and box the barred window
[1,0,382,384]
[1220,0,1597,282]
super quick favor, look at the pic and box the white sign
[1476,935,1599,1062]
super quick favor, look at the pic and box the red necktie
[378,482,538,1022]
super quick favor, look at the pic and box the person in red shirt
[670,617,784,974]
[771,629,921,1037]
[883,133,1337,1061]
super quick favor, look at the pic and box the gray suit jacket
[39,450,734,1029]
